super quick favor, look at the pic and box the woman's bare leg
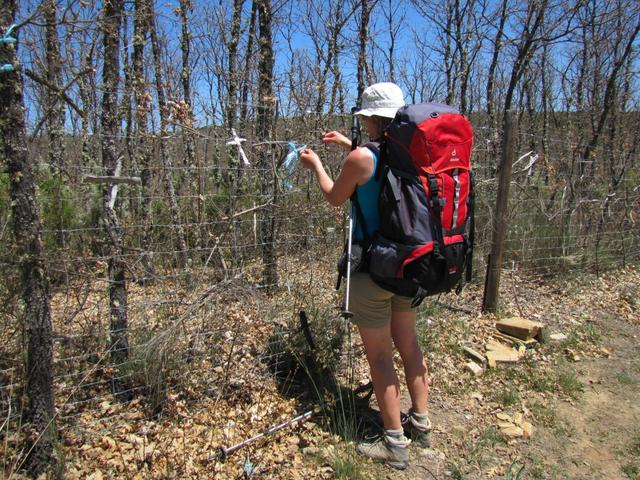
[357,324,402,430]
[390,311,429,413]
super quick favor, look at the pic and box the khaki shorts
[349,273,414,328]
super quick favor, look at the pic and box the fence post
[482,110,516,313]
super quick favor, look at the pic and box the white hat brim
[354,106,399,119]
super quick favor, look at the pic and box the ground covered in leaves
[2,260,639,479]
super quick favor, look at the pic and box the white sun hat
[355,82,405,119]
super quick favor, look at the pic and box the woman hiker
[299,83,432,470]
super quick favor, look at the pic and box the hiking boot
[356,429,410,470]
[404,408,432,450]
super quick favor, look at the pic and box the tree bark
[240,0,257,129]
[43,0,65,171]
[147,0,190,272]
[256,0,278,289]
[100,0,130,398]
[485,0,508,127]
[43,0,67,250]
[132,0,155,283]
[227,0,244,130]
[0,4,57,474]
[178,0,200,253]
[357,0,373,103]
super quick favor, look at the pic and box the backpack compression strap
[426,173,446,260]
[465,171,475,283]
[409,174,447,309]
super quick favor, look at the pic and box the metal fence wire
[0,116,638,475]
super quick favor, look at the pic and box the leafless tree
[1,3,57,474]
[147,0,190,272]
[132,0,155,283]
[99,0,131,398]
[356,0,376,102]
[226,0,244,130]
[256,0,278,288]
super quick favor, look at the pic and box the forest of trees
[0,0,638,475]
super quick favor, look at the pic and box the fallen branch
[220,202,271,221]
[83,175,142,186]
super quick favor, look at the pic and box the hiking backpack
[366,102,474,307]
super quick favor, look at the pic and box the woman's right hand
[299,148,321,171]
[322,131,351,150]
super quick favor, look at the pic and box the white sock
[410,409,432,431]
[384,428,410,446]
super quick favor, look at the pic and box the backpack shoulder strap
[350,190,369,242]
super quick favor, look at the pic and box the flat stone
[487,353,497,368]
[462,346,486,364]
[486,341,522,362]
[465,361,484,377]
[496,412,512,421]
[550,333,568,341]
[496,317,544,341]
[501,425,524,437]
[494,332,539,349]
[521,421,533,437]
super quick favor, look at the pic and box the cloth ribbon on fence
[280,142,305,189]
[1,24,17,73]
[226,128,250,166]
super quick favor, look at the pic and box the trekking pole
[217,408,317,460]
[216,382,373,461]
[341,107,361,320]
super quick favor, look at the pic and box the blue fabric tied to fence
[1,24,17,45]
[281,142,305,189]
[1,25,17,73]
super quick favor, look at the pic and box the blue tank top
[353,147,381,242]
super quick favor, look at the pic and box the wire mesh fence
[0,114,638,475]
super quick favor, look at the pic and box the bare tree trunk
[43,0,64,171]
[240,0,257,129]
[1,5,57,475]
[227,0,244,130]
[357,0,373,103]
[178,0,200,254]
[443,2,455,105]
[133,0,155,283]
[148,0,190,272]
[454,0,475,114]
[541,43,550,179]
[502,1,548,113]
[256,0,278,288]
[486,0,507,127]
[100,0,130,398]
[382,0,400,82]
[79,47,96,181]
[43,0,67,250]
